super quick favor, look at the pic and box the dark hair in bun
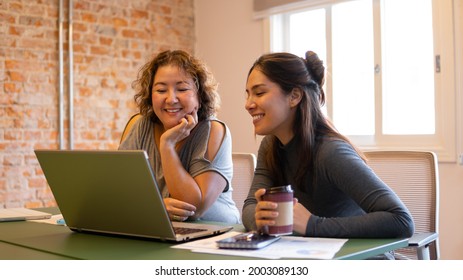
[247,50,364,188]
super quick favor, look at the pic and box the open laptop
[34,149,233,242]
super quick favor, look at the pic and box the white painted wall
[194,0,264,155]
[194,0,463,259]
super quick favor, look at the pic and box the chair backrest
[363,150,440,259]
[120,113,141,143]
[231,153,256,216]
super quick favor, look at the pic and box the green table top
[0,241,73,260]
[0,208,408,260]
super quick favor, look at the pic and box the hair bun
[305,51,325,87]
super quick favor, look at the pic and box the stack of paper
[0,208,51,222]
[172,231,347,259]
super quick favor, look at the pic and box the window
[268,0,456,161]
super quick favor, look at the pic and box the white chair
[363,150,440,260]
[231,153,256,215]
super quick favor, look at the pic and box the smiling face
[245,69,298,144]
[151,65,199,130]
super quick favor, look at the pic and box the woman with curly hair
[120,50,240,223]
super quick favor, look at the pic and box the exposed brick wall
[0,0,195,208]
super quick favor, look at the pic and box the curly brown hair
[132,50,220,122]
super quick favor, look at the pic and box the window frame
[267,0,457,162]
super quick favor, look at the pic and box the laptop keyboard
[174,226,207,235]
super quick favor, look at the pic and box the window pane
[381,0,435,134]
[289,9,326,60]
[332,0,375,135]
[288,9,328,115]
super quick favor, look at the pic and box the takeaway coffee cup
[262,185,293,235]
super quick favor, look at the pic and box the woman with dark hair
[242,51,414,239]
[120,50,240,224]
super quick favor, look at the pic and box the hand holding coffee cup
[258,185,294,236]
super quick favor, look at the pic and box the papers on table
[27,214,65,225]
[172,231,347,259]
[0,208,51,222]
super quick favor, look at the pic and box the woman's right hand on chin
[160,112,198,148]
[254,188,279,234]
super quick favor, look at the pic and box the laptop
[0,208,52,222]
[34,149,233,242]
